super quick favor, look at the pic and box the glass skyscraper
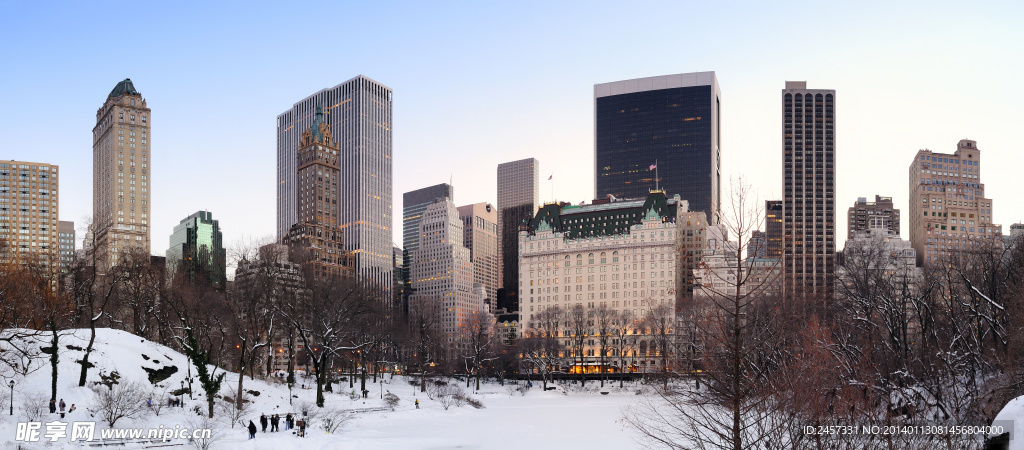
[594,72,721,224]
[277,75,393,297]
[166,211,225,287]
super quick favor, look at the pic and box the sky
[1,1,1022,257]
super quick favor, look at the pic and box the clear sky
[1,1,1022,256]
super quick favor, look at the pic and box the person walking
[270,414,279,432]
[68,404,76,414]
[59,399,66,418]
[247,420,257,440]
[285,413,293,430]
[297,419,306,438]
[48,399,56,414]
[260,413,268,432]
[415,399,419,409]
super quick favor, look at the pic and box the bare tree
[161,273,230,418]
[407,299,443,393]
[91,380,150,427]
[594,304,616,387]
[566,303,589,385]
[67,241,124,388]
[612,309,636,387]
[521,305,566,390]
[216,387,252,428]
[111,246,161,340]
[277,272,379,407]
[644,303,674,388]
[226,239,281,410]
[624,177,784,450]
[462,310,498,391]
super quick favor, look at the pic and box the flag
[649,163,657,170]
[548,175,553,180]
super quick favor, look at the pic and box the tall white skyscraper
[277,75,393,295]
[409,199,482,354]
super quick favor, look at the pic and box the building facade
[765,200,783,259]
[457,202,499,305]
[848,195,899,238]
[908,139,1001,266]
[594,72,722,224]
[233,244,308,375]
[277,75,392,295]
[0,162,59,266]
[166,211,226,287]
[402,183,454,307]
[497,158,539,312]
[409,199,483,355]
[519,192,696,372]
[282,107,353,280]
[92,79,151,272]
[58,221,75,272]
[782,81,836,298]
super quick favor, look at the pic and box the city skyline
[3,2,1023,261]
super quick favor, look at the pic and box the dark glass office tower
[595,72,721,223]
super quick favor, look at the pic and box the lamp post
[8,380,13,416]
[380,377,383,399]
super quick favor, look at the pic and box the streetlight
[8,380,14,416]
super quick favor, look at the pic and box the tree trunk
[78,320,98,387]
[235,344,246,410]
[49,324,59,402]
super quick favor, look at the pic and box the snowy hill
[0,328,645,449]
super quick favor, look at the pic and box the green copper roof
[527,191,679,240]
[310,105,326,143]
[108,78,140,99]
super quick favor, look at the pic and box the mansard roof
[108,78,140,99]
[527,191,680,239]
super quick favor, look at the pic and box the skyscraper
[497,158,539,312]
[909,139,1001,266]
[282,108,353,280]
[409,199,481,354]
[92,79,152,272]
[594,72,721,223]
[277,75,393,295]
[402,183,454,304]
[457,202,499,304]
[0,162,59,265]
[848,195,899,237]
[166,211,226,287]
[765,200,783,259]
[782,81,836,298]
[58,221,75,272]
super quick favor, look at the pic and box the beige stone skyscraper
[0,161,59,266]
[909,139,1001,266]
[92,79,152,271]
[457,202,499,304]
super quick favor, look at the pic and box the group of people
[47,399,75,418]
[247,412,305,439]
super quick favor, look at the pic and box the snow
[992,394,1024,450]
[0,328,645,449]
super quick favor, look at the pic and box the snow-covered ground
[0,328,645,449]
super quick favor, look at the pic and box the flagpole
[655,159,659,191]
